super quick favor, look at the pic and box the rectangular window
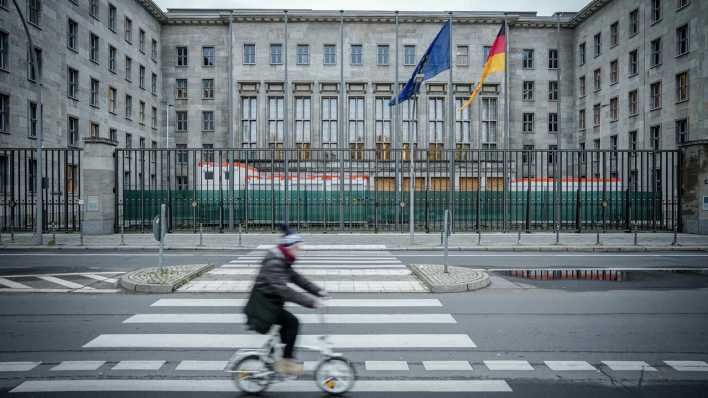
[139,100,145,124]
[324,44,336,65]
[593,103,601,127]
[241,97,257,145]
[67,19,78,50]
[139,65,145,89]
[593,33,601,57]
[677,0,690,9]
[522,81,534,101]
[592,139,601,177]
[124,56,132,81]
[89,0,99,18]
[90,34,99,63]
[676,24,689,56]
[28,0,41,25]
[456,45,469,66]
[67,116,79,147]
[176,79,187,99]
[177,46,188,66]
[548,112,558,133]
[28,101,38,138]
[108,4,117,31]
[0,31,7,70]
[202,46,215,66]
[151,39,158,60]
[176,111,187,132]
[125,133,132,148]
[351,44,362,65]
[26,47,42,82]
[522,112,534,133]
[629,49,638,75]
[522,49,534,68]
[593,68,601,91]
[481,98,497,144]
[139,29,145,53]
[404,45,415,65]
[270,43,282,65]
[109,128,117,142]
[139,137,145,148]
[348,97,365,154]
[151,106,157,129]
[151,73,157,95]
[628,90,638,115]
[548,49,558,69]
[243,44,255,65]
[482,46,491,64]
[650,125,661,150]
[67,67,79,99]
[610,22,619,47]
[428,98,444,143]
[109,46,116,72]
[108,87,116,113]
[548,81,558,101]
[676,71,688,102]
[578,109,586,130]
[202,79,214,99]
[676,118,688,144]
[578,42,586,65]
[374,97,391,159]
[90,78,99,107]
[650,37,662,66]
[455,98,471,144]
[294,97,311,147]
[124,94,132,119]
[610,97,618,121]
[610,59,618,84]
[629,9,639,36]
[90,122,99,139]
[321,97,337,147]
[268,97,284,143]
[650,81,662,109]
[579,76,586,97]
[124,17,132,43]
[297,44,310,65]
[610,135,618,176]
[651,0,662,23]
[629,130,637,152]
[202,111,214,131]
[402,99,417,145]
[377,45,389,66]
[202,144,214,163]
[0,93,8,134]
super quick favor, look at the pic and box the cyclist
[245,226,327,376]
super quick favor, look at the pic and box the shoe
[275,359,304,376]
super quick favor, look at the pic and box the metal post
[51,222,56,245]
[443,210,449,273]
[238,223,243,247]
[671,224,678,246]
[634,229,638,246]
[554,12,561,245]
[517,229,521,245]
[502,15,510,233]
[338,10,345,231]
[477,229,481,245]
[165,104,170,148]
[447,13,455,233]
[283,10,289,226]
[159,204,166,268]
[596,230,601,246]
[79,201,84,247]
[228,12,235,232]
[409,94,415,243]
[394,11,401,229]
[198,223,204,247]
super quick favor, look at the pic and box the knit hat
[278,225,304,247]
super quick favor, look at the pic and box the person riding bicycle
[244,225,327,376]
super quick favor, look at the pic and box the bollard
[238,223,242,247]
[517,230,521,245]
[443,210,449,274]
[119,202,125,246]
[158,204,166,268]
[79,199,84,246]
[198,223,204,247]
[595,230,601,246]
[51,222,56,245]
[633,230,638,246]
[10,219,14,242]
[671,225,679,246]
[477,230,482,245]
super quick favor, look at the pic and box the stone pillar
[679,141,708,235]
[81,137,118,235]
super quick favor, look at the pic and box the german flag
[459,24,505,110]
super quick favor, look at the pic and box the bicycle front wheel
[314,357,356,395]
[232,354,271,395]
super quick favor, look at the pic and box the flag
[459,24,506,111]
[389,21,451,106]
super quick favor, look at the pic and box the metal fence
[115,148,679,233]
[0,148,82,233]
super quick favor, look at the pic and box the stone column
[81,137,118,235]
[679,141,708,234]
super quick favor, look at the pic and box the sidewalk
[1,232,706,251]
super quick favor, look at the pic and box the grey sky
[157,0,590,17]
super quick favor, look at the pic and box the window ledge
[0,68,8,74]
[629,32,638,39]
[89,104,99,109]
[609,81,618,86]
[650,63,662,69]
[629,113,639,118]
[628,73,638,78]
[675,51,689,59]
[90,59,99,66]
[67,46,78,54]
[650,106,662,111]
[202,65,215,68]
[650,18,663,26]
[676,99,689,104]
[28,22,42,30]
[202,97,214,101]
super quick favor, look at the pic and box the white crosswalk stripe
[151,298,443,307]
[51,361,105,371]
[484,360,535,371]
[664,360,708,372]
[0,362,41,372]
[124,313,456,324]
[112,361,165,371]
[0,272,123,293]
[602,361,657,371]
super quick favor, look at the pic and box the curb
[409,264,491,293]
[119,264,214,293]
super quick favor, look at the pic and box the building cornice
[136,0,168,22]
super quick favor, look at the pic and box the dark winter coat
[252,247,323,309]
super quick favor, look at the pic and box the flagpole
[339,10,345,230]
[447,12,455,233]
[503,15,510,231]
[395,11,401,229]
[283,10,289,226]
[555,13,561,243]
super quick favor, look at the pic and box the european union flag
[390,21,451,106]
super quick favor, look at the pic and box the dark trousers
[275,307,299,359]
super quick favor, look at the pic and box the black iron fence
[115,148,679,233]
[0,148,82,233]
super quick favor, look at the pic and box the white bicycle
[225,303,356,395]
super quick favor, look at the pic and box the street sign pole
[159,203,166,268]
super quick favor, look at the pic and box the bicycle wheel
[314,357,356,395]
[232,354,271,395]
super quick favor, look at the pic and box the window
[348,97,365,157]
[351,44,362,65]
[428,97,444,144]
[151,73,157,95]
[629,9,639,36]
[0,31,7,70]
[377,45,389,66]
[651,0,662,23]
[321,97,337,148]
[609,97,618,121]
[677,0,690,9]
[202,46,215,66]
[628,90,638,115]
[548,112,558,133]
[650,81,662,109]
[455,98,471,145]
[548,81,558,101]
[404,45,415,65]
[67,19,78,50]
[548,49,558,69]
[593,33,601,57]
[202,144,214,163]
[650,125,661,150]
[124,56,132,81]
[522,49,534,68]
[90,78,99,107]
[139,100,145,124]
[676,118,688,144]
[481,98,497,145]
[610,59,618,84]
[109,46,116,72]
[578,109,586,130]
[522,81,534,101]
[27,47,42,82]
[676,71,688,102]
[67,116,79,147]
[270,44,282,65]
[456,45,469,66]
[27,101,37,138]
[610,22,619,47]
[139,137,145,148]
[125,133,132,148]
[593,68,601,91]
[650,37,662,66]
[294,97,311,158]
[90,122,99,139]
[151,39,158,61]
[0,94,8,134]
[268,97,284,144]
[482,46,491,64]
[593,103,601,127]
[578,42,586,65]
[176,111,187,132]
[676,24,689,56]
[176,79,187,99]
[374,97,391,159]
[139,29,145,53]
[151,106,157,129]
[628,49,638,75]
[579,76,586,97]
[124,94,132,118]
[28,0,41,25]
[324,44,336,65]
[402,99,417,146]
[241,97,257,146]
[108,4,116,32]
[109,128,117,142]
[243,44,255,65]
[177,46,188,66]
[107,86,116,113]
[202,79,214,99]
[522,112,534,133]
[297,44,309,65]
[89,0,99,19]
[67,67,79,99]
[202,111,214,131]
[592,139,601,177]
[124,17,132,43]
[609,135,618,177]
[90,33,99,63]
[629,130,637,152]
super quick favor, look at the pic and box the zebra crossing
[0,272,122,293]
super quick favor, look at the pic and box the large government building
[0,0,705,154]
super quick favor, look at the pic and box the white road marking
[175,361,228,371]
[151,298,443,307]
[37,276,89,290]
[228,260,402,265]
[400,253,708,257]
[365,361,409,371]
[0,278,32,289]
[233,257,399,261]
[81,274,118,284]
[51,361,105,371]
[664,361,708,372]
[179,280,426,292]
[11,379,513,393]
[0,362,40,372]
[484,360,535,371]
[83,334,476,349]
[222,263,407,269]
[422,361,473,371]
[0,272,124,278]
[112,361,165,371]
[257,244,387,250]
[0,288,70,293]
[124,313,456,324]
[210,268,411,276]
[602,361,657,371]
[545,361,597,371]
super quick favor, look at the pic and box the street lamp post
[164,103,174,148]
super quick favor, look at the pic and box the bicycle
[225,302,356,395]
